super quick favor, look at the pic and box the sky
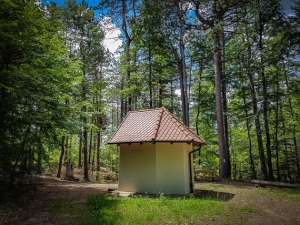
[281,0,295,14]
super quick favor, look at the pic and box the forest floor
[1,169,300,225]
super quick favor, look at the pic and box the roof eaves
[108,140,204,146]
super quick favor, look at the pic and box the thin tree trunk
[280,103,290,182]
[149,45,153,108]
[283,61,300,180]
[275,72,280,181]
[83,126,89,181]
[10,126,30,186]
[121,0,132,113]
[97,131,101,171]
[37,150,42,175]
[78,131,82,168]
[179,39,189,127]
[28,147,34,174]
[57,136,65,178]
[89,128,93,165]
[247,70,269,180]
[244,21,268,180]
[158,77,163,107]
[243,93,257,179]
[196,70,202,136]
[64,136,68,162]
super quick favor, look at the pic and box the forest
[0,0,300,186]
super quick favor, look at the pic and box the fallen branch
[251,180,300,188]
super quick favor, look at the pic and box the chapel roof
[108,107,205,146]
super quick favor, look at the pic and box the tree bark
[64,136,68,162]
[243,93,257,179]
[83,126,89,181]
[221,32,231,177]
[78,131,82,168]
[213,37,230,178]
[57,136,65,178]
[247,70,269,180]
[97,131,101,171]
[258,22,274,181]
[88,128,93,165]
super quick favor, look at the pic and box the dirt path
[1,176,117,225]
[195,180,300,225]
[1,176,300,225]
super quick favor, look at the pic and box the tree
[0,0,81,183]
[192,0,249,178]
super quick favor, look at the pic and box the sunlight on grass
[47,192,263,225]
[85,194,224,225]
[197,182,233,190]
[261,188,300,202]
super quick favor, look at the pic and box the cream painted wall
[118,142,193,194]
[156,143,192,194]
[118,143,156,193]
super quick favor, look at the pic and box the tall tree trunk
[179,39,189,127]
[158,77,163,107]
[243,21,268,180]
[221,32,231,177]
[97,131,101,171]
[78,131,82,168]
[280,104,290,181]
[247,71,269,180]
[88,128,93,165]
[275,71,280,181]
[64,136,69,162]
[196,67,203,136]
[122,0,133,113]
[213,35,230,178]
[243,93,257,179]
[258,24,274,181]
[28,147,34,174]
[37,150,42,175]
[57,136,65,178]
[283,61,300,180]
[83,125,89,180]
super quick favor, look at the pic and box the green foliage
[0,0,82,181]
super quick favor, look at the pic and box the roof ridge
[163,109,194,141]
[128,108,162,113]
[164,108,205,143]
[151,107,164,140]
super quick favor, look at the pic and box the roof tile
[108,107,205,146]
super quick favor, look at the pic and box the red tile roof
[108,107,205,146]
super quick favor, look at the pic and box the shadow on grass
[85,190,234,225]
[125,190,235,202]
[193,189,235,201]
[86,196,121,225]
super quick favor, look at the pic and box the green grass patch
[261,188,300,202]
[85,194,224,225]
[48,198,90,224]
[197,183,233,190]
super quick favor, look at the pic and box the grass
[44,185,300,225]
[261,188,300,202]
[85,193,224,225]
[47,191,260,225]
